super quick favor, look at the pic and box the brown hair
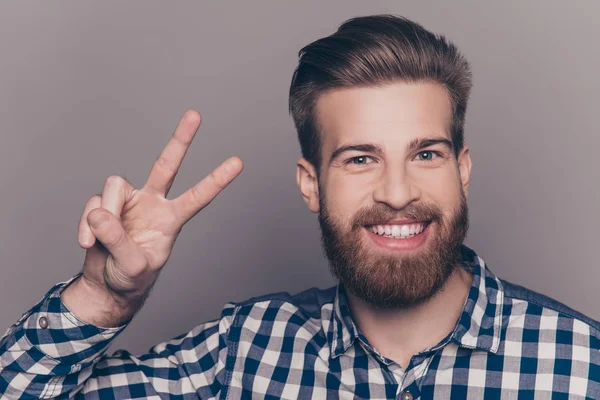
[288,14,472,172]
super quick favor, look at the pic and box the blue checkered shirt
[1,245,599,399]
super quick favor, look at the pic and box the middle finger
[143,110,202,197]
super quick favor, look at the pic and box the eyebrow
[329,137,453,165]
[406,137,453,153]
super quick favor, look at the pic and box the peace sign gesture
[62,110,243,327]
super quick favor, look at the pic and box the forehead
[315,82,453,152]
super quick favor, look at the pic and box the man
[1,14,598,399]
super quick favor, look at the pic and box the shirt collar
[328,244,504,359]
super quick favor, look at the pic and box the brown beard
[317,188,469,309]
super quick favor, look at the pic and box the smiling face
[297,81,472,309]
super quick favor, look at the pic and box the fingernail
[90,213,109,229]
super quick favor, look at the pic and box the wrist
[61,275,139,328]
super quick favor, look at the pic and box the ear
[296,157,320,213]
[457,146,472,196]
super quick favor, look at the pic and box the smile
[362,220,432,251]
[366,222,429,239]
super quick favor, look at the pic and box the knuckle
[209,170,226,190]
[105,175,126,187]
[156,156,178,173]
[174,133,192,147]
[191,184,205,203]
[87,195,102,206]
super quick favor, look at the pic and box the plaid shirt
[1,245,599,399]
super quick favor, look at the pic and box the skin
[296,81,474,367]
[62,82,472,368]
[62,110,243,327]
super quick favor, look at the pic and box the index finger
[144,110,202,196]
[172,156,243,226]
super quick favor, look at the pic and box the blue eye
[346,156,374,165]
[416,151,439,161]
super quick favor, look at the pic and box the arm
[1,110,243,398]
[0,276,237,399]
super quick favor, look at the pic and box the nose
[372,166,421,210]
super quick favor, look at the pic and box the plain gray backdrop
[1,1,598,354]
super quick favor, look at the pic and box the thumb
[87,208,146,269]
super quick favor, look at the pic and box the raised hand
[62,110,243,327]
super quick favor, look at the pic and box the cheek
[324,174,373,218]
[413,168,462,208]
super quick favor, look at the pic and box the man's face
[297,82,472,309]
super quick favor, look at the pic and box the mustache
[350,202,443,229]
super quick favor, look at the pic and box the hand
[62,110,243,326]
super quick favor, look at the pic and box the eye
[415,150,441,161]
[345,156,375,165]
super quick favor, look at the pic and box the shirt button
[400,390,413,400]
[38,316,49,329]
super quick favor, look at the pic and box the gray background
[1,1,598,354]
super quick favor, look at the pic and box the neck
[345,265,473,368]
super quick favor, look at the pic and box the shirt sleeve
[0,275,237,399]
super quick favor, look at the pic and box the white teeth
[400,225,410,237]
[367,222,426,239]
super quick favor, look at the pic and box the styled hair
[288,14,472,172]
